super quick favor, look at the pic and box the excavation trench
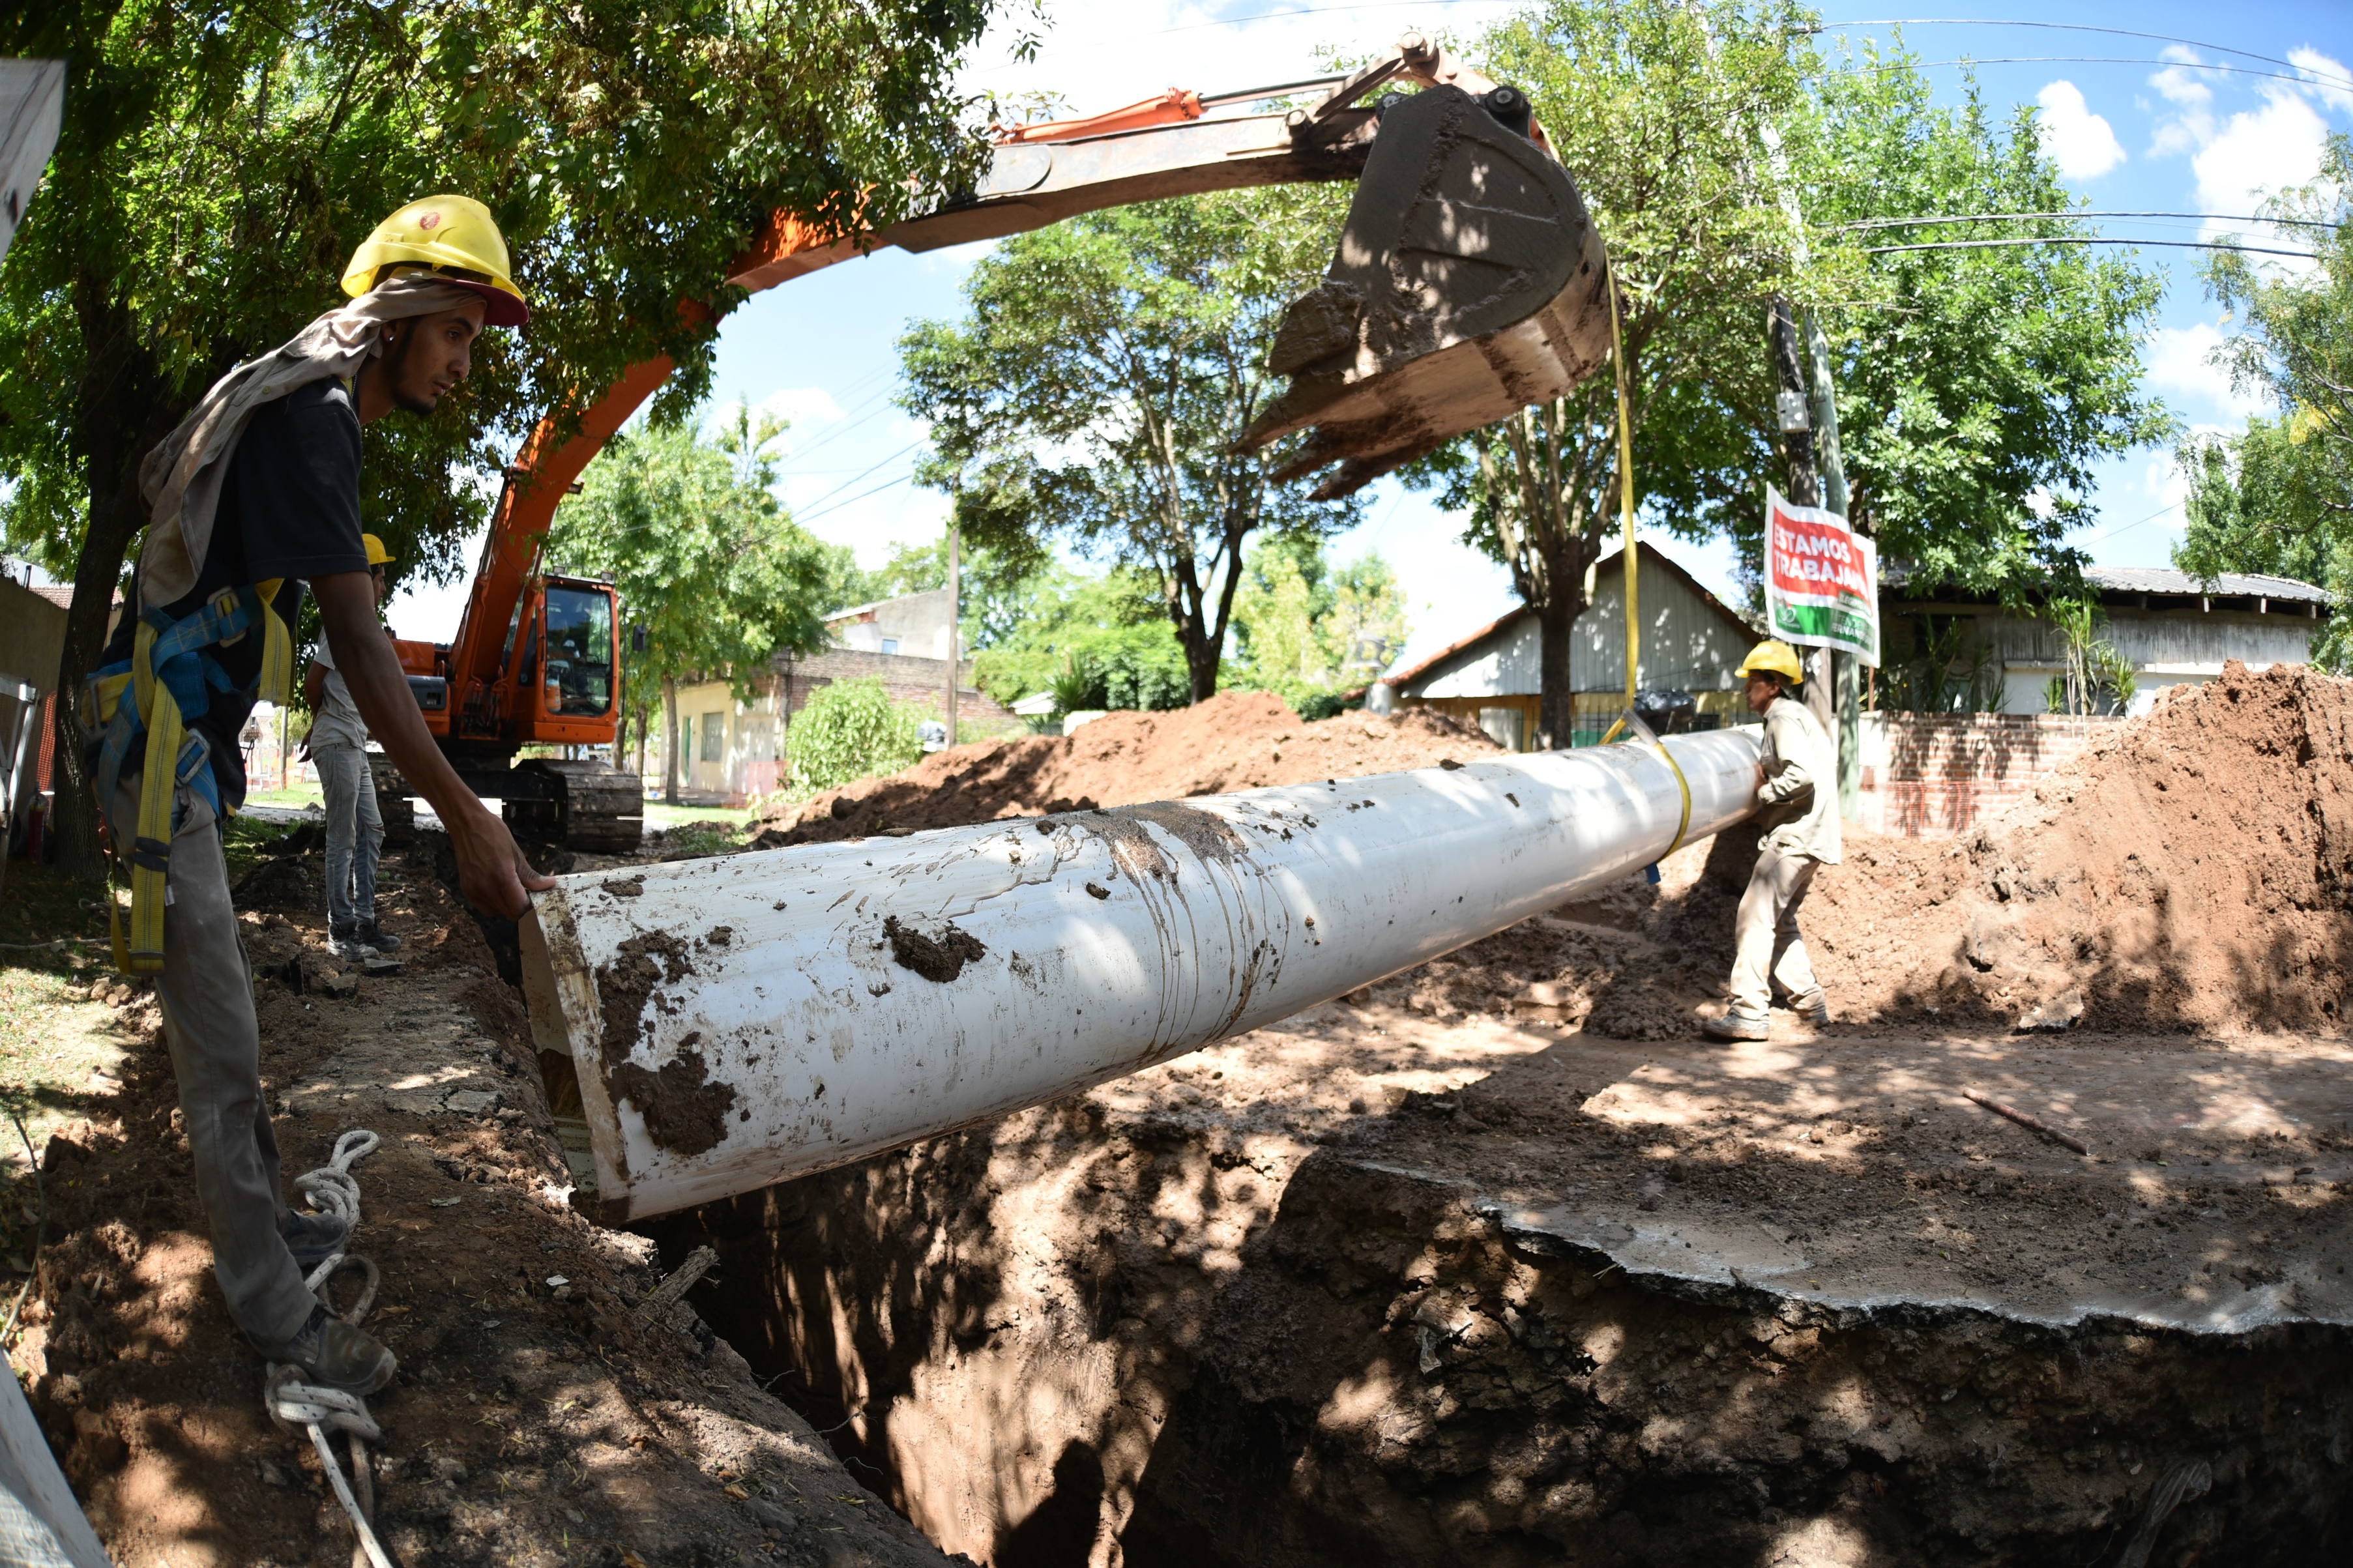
[596,669,2353,1565]
[642,998,2352,1568]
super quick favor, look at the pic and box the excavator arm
[422,33,1611,843]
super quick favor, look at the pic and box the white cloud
[2036,81,2126,179]
[751,386,843,431]
[2143,322,2272,423]
[2189,90,2330,241]
[2290,48,2353,116]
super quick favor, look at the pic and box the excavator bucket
[1239,84,1614,499]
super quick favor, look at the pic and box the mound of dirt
[1798,660,2353,1034]
[751,690,1500,848]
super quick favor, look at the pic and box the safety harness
[82,580,293,973]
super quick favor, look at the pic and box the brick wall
[772,648,1017,732]
[1856,711,2122,839]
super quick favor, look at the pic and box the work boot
[1788,990,1831,1028]
[355,919,402,954]
[1703,1008,1771,1043]
[256,1303,396,1397]
[280,1210,351,1273]
[327,923,369,959]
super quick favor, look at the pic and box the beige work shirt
[1754,695,1841,865]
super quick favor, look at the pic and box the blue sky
[391,2,2353,674]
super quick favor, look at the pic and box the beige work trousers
[106,778,315,1346]
[1727,842,1822,1017]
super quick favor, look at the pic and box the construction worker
[85,196,552,1396]
[304,533,402,957]
[1703,640,1840,1042]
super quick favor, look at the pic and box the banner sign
[1762,486,1879,665]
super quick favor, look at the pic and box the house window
[701,712,726,762]
[881,637,900,656]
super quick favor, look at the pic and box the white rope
[265,1129,396,1568]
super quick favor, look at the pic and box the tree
[787,677,922,796]
[1781,41,2170,586]
[1227,536,1409,705]
[2178,135,2353,667]
[965,566,1191,716]
[550,403,836,801]
[898,186,1364,703]
[1420,9,2167,743]
[1419,0,1818,746]
[0,0,1002,873]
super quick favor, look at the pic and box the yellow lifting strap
[1600,708,1693,862]
[106,579,292,975]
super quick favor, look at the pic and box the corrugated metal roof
[2084,567,2328,602]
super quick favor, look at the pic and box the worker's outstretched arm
[312,570,553,917]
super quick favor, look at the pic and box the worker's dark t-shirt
[95,377,370,813]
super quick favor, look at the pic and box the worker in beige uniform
[1704,640,1839,1042]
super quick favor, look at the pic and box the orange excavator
[385,33,1613,850]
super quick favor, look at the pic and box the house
[1386,541,1761,749]
[1879,566,2324,716]
[661,589,1016,805]
[825,588,957,660]
[1,568,67,850]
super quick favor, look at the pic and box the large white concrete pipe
[521,730,1763,1221]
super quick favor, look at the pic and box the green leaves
[787,676,924,796]
[550,406,836,733]
[0,0,998,598]
[896,186,1364,701]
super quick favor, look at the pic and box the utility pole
[1767,298,1835,738]
[1804,310,1862,819]
[944,522,961,748]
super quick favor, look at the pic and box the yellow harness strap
[1604,710,1694,860]
[109,579,293,974]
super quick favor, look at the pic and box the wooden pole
[945,523,961,747]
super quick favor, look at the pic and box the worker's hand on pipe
[446,806,556,919]
[312,569,555,918]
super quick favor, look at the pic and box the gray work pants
[1727,842,1822,1017]
[314,742,381,931]
[106,778,315,1347]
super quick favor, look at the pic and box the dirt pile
[751,691,1499,847]
[1799,660,2353,1034]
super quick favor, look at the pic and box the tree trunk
[663,678,680,803]
[51,286,185,882]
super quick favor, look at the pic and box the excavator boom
[418,34,1612,848]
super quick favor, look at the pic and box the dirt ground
[5,828,959,1568]
[750,692,1500,848]
[12,667,2352,1565]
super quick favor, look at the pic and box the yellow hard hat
[362,534,394,567]
[1736,639,1804,685]
[342,196,529,327]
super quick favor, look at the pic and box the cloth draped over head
[135,273,482,607]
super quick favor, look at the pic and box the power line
[797,474,915,527]
[1863,237,2316,259]
[1833,211,2346,233]
[1892,55,2353,94]
[1819,18,2353,91]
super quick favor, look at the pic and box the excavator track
[513,759,644,854]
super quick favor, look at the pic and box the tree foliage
[0,0,1004,867]
[897,186,1364,702]
[1227,536,1408,704]
[1418,7,2167,738]
[1781,42,2170,588]
[966,567,1191,716]
[550,403,836,783]
[788,676,923,795]
[1420,0,1818,744]
[2177,135,2353,668]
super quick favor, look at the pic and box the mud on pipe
[519,731,1762,1222]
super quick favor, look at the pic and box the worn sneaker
[256,1303,396,1397]
[280,1210,352,1272]
[1788,990,1831,1028]
[1702,1008,1772,1042]
[354,919,402,954]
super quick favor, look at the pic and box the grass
[0,862,138,1209]
[242,781,324,811]
[642,800,755,830]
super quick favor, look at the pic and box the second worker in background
[307,532,402,958]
